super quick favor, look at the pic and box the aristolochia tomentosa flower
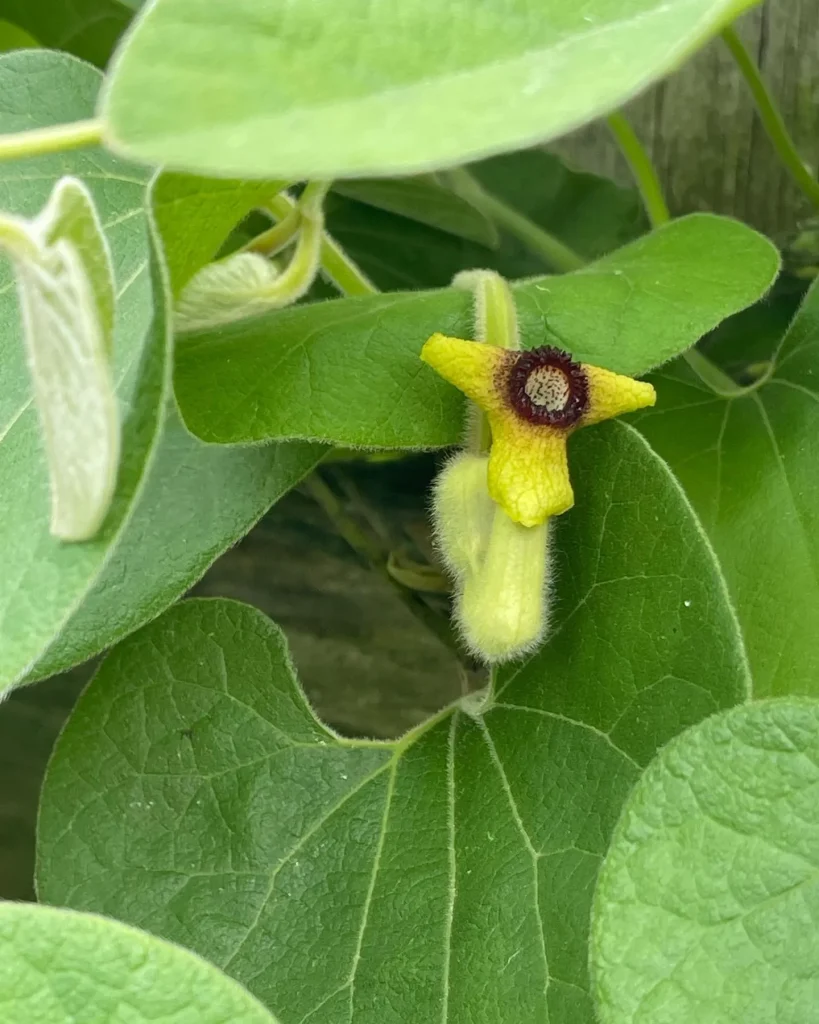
[422,334,657,528]
[421,269,658,664]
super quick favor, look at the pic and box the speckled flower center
[506,346,589,427]
[524,365,570,411]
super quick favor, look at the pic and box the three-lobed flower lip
[421,333,657,527]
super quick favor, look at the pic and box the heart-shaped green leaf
[37,422,748,1024]
[0,903,279,1023]
[174,214,779,449]
[637,277,819,697]
[0,49,168,691]
[591,698,819,1024]
[101,0,758,178]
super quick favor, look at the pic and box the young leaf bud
[174,252,283,332]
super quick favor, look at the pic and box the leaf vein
[219,758,392,972]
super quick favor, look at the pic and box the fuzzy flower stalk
[423,270,656,663]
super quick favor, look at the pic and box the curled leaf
[174,251,283,332]
[0,176,118,542]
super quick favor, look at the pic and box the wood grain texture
[551,1,819,238]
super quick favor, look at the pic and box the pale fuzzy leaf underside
[102,0,760,179]
[0,903,280,1023]
[0,176,119,542]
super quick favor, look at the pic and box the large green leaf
[591,698,819,1024]
[637,278,819,697]
[0,50,168,691]
[0,903,279,1023]
[0,0,131,66]
[174,214,779,448]
[29,170,325,681]
[101,0,758,178]
[37,422,748,1024]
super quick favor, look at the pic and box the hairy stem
[453,269,520,452]
[445,168,584,273]
[722,25,819,211]
[319,229,379,296]
[606,112,670,226]
[241,209,301,256]
[0,118,103,163]
[265,192,377,296]
[683,347,746,398]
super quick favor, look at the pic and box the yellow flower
[421,334,656,527]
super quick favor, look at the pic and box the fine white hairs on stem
[453,268,521,352]
[452,269,520,455]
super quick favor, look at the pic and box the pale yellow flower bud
[456,508,550,663]
[430,452,494,578]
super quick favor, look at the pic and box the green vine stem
[453,269,520,452]
[319,229,378,296]
[0,118,102,163]
[241,208,301,256]
[444,168,585,273]
[265,191,377,296]
[722,25,819,211]
[682,347,747,398]
[251,179,328,299]
[606,112,671,226]
[684,346,775,398]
